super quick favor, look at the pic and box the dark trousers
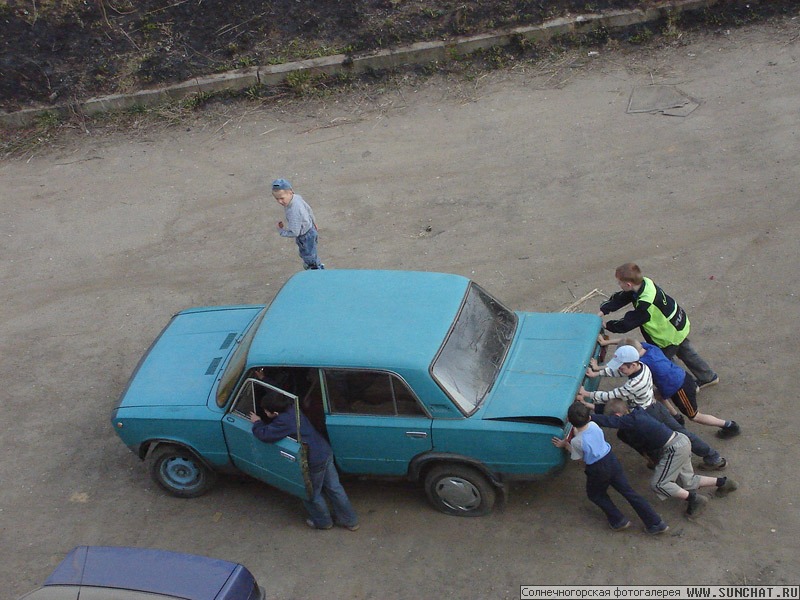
[660,337,716,385]
[585,451,662,529]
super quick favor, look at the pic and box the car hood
[480,312,600,422]
[116,306,263,408]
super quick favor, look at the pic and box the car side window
[230,373,295,419]
[231,379,258,417]
[231,367,329,436]
[324,370,426,416]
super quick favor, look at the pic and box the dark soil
[1,0,795,113]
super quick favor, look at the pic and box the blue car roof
[45,546,250,600]
[249,270,469,370]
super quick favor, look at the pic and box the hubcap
[434,476,481,511]
[163,456,201,489]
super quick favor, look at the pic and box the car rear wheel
[149,445,217,498]
[424,464,496,517]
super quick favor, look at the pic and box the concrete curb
[0,0,717,129]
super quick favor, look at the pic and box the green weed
[628,27,653,44]
[181,91,214,109]
[420,7,443,18]
[283,71,333,96]
[663,10,681,38]
[36,111,61,129]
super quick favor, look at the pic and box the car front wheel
[424,464,496,517]
[149,445,217,498]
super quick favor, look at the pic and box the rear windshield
[431,282,517,415]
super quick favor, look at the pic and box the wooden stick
[560,288,608,313]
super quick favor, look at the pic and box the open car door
[222,378,313,500]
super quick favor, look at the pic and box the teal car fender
[114,404,231,468]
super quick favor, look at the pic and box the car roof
[42,546,245,600]
[249,270,469,369]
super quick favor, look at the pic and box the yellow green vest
[635,277,690,347]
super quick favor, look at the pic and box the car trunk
[479,311,601,423]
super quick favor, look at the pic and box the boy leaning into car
[249,395,358,531]
[552,402,669,535]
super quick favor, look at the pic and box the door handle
[280,451,297,462]
[405,431,428,438]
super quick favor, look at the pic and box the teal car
[112,270,601,516]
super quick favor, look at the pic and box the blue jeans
[585,452,662,529]
[303,457,358,528]
[295,228,324,270]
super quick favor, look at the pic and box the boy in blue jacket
[599,336,740,438]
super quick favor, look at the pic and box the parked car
[19,545,264,599]
[112,270,601,516]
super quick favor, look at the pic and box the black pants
[585,451,662,529]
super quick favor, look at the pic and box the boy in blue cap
[271,178,324,270]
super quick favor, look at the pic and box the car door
[222,378,311,499]
[322,369,433,475]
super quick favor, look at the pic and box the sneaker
[716,478,739,497]
[305,519,333,530]
[717,421,741,439]
[686,494,708,518]
[334,520,360,531]
[645,521,669,535]
[698,457,727,471]
[697,375,720,390]
[609,519,631,531]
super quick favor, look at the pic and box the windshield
[216,308,267,407]
[431,282,517,415]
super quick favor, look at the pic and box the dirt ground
[2,13,800,600]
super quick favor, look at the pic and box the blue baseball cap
[272,178,292,190]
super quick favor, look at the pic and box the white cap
[606,345,640,370]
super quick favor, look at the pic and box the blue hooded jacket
[639,342,688,398]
